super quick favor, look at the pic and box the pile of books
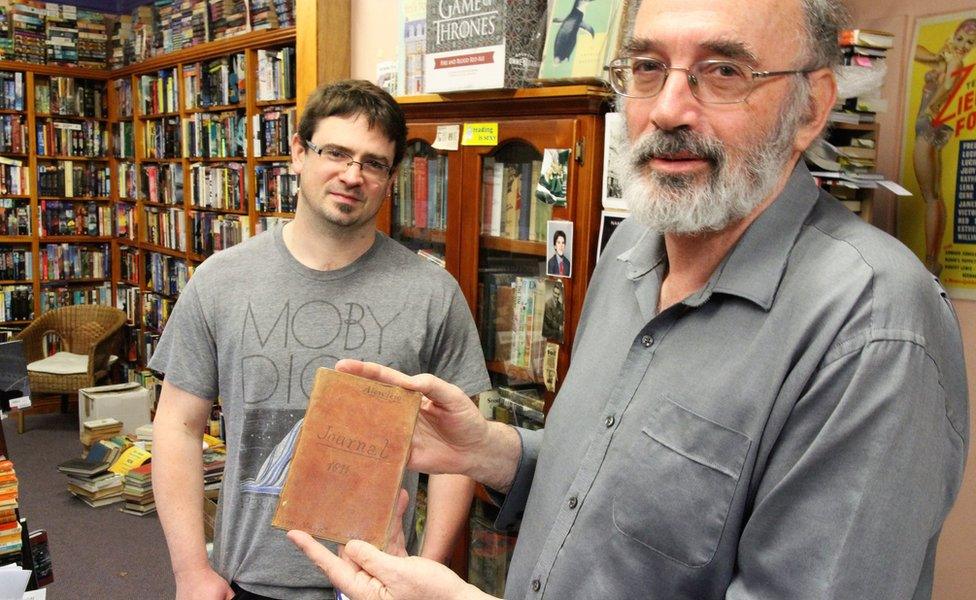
[0,458,21,563]
[76,9,108,69]
[58,440,125,508]
[135,423,153,452]
[121,463,154,516]
[80,417,123,447]
[831,28,894,125]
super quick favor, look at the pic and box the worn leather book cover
[271,367,422,549]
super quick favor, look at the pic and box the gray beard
[621,101,801,235]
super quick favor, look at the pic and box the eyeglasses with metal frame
[605,57,813,104]
[304,139,393,181]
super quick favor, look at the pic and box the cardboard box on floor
[78,383,154,437]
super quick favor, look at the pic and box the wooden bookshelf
[385,86,613,583]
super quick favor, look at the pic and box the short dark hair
[553,230,567,246]
[297,79,408,168]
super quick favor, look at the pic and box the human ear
[794,68,837,152]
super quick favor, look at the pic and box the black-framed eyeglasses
[304,140,393,181]
[606,57,813,104]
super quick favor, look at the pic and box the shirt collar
[616,161,820,312]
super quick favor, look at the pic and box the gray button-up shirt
[496,163,969,599]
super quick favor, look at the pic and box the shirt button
[641,334,653,347]
[605,415,615,427]
[568,496,578,509]
[531,579,541,592]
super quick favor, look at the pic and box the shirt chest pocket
[611,396,752,567]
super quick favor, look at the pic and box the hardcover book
[423,0,547,93]
[272,368,422,549]
[538,0,626,81]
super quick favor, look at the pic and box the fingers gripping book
[272,368,422,549]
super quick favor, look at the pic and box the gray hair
[798,0,852,69]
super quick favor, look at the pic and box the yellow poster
[899,12,976,298]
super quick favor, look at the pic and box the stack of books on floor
[121,463,155,516]
[58,441,125,508]
[0,458,21,564]
[80,417,124,447]
[135,423,153,451]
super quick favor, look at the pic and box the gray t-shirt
[149,225,490,599]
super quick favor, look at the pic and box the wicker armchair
[14,305,127,432]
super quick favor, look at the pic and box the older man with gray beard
[287,0,970,598]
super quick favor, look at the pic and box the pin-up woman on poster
[912,18,976,275]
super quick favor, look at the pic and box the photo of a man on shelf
[546,222,572,278]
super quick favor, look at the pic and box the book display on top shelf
[422,0,547,93]
[538,0,627,82]
[0,1,296,68]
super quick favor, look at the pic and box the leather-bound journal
[272,367,422,549]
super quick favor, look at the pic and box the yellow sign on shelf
[462,122,499,146]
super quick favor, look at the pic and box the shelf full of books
[0,0,295,69]
[806,27,896,224]
[0,29,298,377]
[394,86,611,587]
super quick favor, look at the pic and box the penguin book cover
[423,0,548,93]
[271,367,422,549]
[539,0,627,81]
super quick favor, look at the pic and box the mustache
[629,129,725,169]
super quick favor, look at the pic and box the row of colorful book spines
[183,71,246,109]
[254,174,297,212]
[0,115,27,152]
[142,215,187,252]
[35,125,108,157]
[143,119,182,158]
[141,293,173,331]
[0,167,29,195]
[140,71,180,115]
[34,79,106,118]
[482,159,551,243]
[254,113,295,156]
[116,285,139,321]
[36,166,111,198]
[189,182,245,211]
[0,73,25,111]
[114,78,133,116]
[0,250,32,281]
[0,286,33,321]
[184,124,247,158]
[39,243,110,279]
[145,255,190,294]
[39,284,111,313]
[39,202,114,237]
[191,216,247,256]
[0,207,30,236]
